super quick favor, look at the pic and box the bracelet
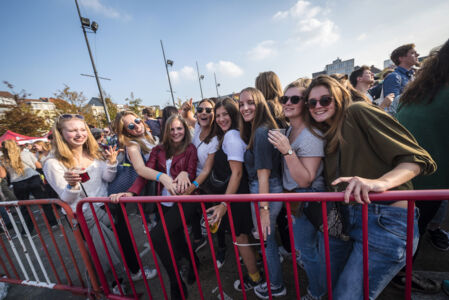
[156,172,163,181]
[192,180,199,188]
[221,201,227,208]
[66,184,73,190]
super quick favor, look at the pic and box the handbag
[107,148,146,195]
[201,170,230,194]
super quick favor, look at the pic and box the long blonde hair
[303,75,352,154]
[33,140,51,161]
[113,111,156,153]
[51,115,102,168]
[0,140,24,175]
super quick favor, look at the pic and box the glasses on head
[196,107,212,114]
[59,114,84,120]
[280,95,304,105]
[306,96,333,109]
[127,118,142,130]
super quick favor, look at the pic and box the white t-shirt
[222,129,246,162]
[161,158,173,207]
[192,123,218,176]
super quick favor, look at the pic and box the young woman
[111,115,197,299]
[183,99,219,255]
[206,98,260,292]
[238,87,285,298]
[303,75,436,299]
[33,140,59,199]
[268,78,328,300]
[1,140,57,231]
[43,114,126,293]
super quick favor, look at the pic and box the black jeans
[12,175,57,229]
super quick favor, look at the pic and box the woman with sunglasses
[206,98,259,293]
[43,114,127,294]
[268,78,330,300]
[111,115,197,299]
[238,87,286,298]
[303,75,436,299]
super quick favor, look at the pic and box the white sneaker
[131,266,157,281]
[112,282,126,295]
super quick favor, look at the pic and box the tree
[54,84,87,109]
[0,104,50,136]
[2,81,31,101]
[125,92,142,115]
[51,98,78,114]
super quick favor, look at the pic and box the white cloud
[247,40,277,60]
[273,0,339,47]
[169,66,196,82]
[357,33,367,41]
[169,70,179,82]
[206,61,243,77]
[79,0,131,20]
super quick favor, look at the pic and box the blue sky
[1,0,448,107]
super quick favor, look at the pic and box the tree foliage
[2,81,31,101]
[125,92,142,115]
[54,84,87,109]
[0,104,50,136]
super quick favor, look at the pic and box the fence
[0,199,101,298]
[75,189,449,300]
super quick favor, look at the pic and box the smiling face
[170,119,185,144]
[215,106,232,132]
[308,85,336,124]
[282,87,306,119]
[239,91,256,123]
[61,119,88,148]
[196,101,214,128]
[123,114,145,136]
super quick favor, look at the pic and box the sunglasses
[280,95,304,105]
[59,114,84,120]
[197,107,212,114]
[306,96,333,109]
[127,118,142,130]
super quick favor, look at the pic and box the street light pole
[214,72,220,97]
[74,0,111,124]
[160,40,175,106]
[196,61,204,100]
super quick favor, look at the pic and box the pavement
[2,204,449,300]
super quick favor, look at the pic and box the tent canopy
[0,130,48,146]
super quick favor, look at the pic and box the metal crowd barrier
[76,189,449,300]
[0,199,101,298]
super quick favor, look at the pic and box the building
[17,98,57,120]
[0,91,17,118]
[312,57,355,78]
[86,97,105,116]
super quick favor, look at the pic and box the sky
[1,0,449,107]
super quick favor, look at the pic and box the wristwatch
[283,149,293,156]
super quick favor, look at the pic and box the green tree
[0,104,50,136]
[54,84,87,109]
[125,92,142,115]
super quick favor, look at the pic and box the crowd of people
[0,38,448,299]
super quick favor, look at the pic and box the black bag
[201,170,230,194]
[107,149,146,195]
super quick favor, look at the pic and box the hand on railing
[174,171,191,194]
[110,192,133,203]
[332,176,387,204]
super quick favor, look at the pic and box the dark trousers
[151,202,198,289]
[12,175,57,229]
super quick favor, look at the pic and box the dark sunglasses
[197,107,212,114]
[280,95,304,105]
[306,96,333,109]
[127,118,142,130]
[59,114,84,120]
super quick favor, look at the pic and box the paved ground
[2,204,449,300]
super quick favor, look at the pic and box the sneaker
[427,228,449,251]
[216,247,226,269]
[112,282,126,295]
[254,282,287,299]
[192,237,207,252]
[391,271,441,294]
[300,291,322,300]
[233,274,263,291]
[131,266,157,281]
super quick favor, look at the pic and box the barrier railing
[0,199,101,298]
[76,189,449,300]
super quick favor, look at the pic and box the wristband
[221,201,227,208]
[192,180,199,188]
[66,184,73,190]
[156,172,163,181]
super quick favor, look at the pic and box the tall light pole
[74,0,111,124]
[214,72,220,97]
[160,40,175,106]
[196,61,204,100]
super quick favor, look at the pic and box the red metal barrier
[0,199,101,298]
[76,190,449,300]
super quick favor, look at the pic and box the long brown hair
[51,115,102,169]
[161,115,192,158]
[113,110,156,153]
[303,75,352,154]
[1,140,24,175]
[255,71,287,127]
[213,98,240,146]
[239,87,278,150]
[400,38,449,107]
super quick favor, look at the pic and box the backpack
[107,148,146,195]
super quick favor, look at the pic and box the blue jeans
[249,178,284,286]
[333,204,419,300]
